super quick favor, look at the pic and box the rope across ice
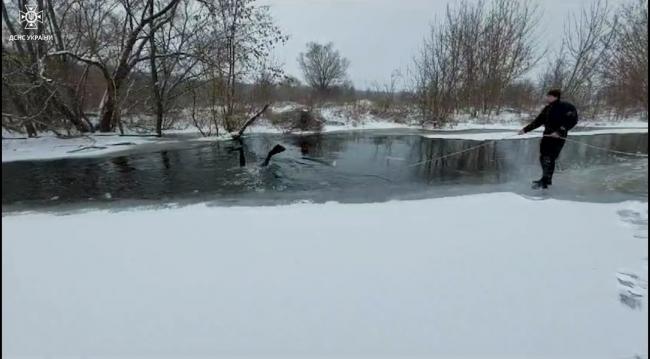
[408,132,648,168]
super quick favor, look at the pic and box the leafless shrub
[601,0,648,117]
[411,0,540,125]
[268,108,323,132]
[539,0,616,118]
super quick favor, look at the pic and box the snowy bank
[245,118,414,134]
[1,134,157,162]
[2,193,647,358]
[242,103,647,135]
[1,133,230,163]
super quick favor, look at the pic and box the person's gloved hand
[518,129,525,135]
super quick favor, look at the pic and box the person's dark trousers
[539,136,566,185]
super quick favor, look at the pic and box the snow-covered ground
[244,118,414,135]
[1,134,157,162]
[2,192,647,358]
[1,132,230,163]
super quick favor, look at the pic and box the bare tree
[3,0,286,136]
[538,45,570,92]
[196,0,286,132]
[411,0,539,124]
[475,0,540,114]
[601,0,648,116]
[455,0,484,116]
[2,0,94,135]
[371,69,402,113]
[410,16,462,126]
[251,58,284,105]
[298,42,350,95]
[542,0,616,116]
[44,0,182,132]
[148,0,205,136]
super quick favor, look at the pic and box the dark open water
[2,129,647,212]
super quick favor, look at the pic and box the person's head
[545,89,561,103]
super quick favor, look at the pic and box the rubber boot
[532,156,554,189]
[541,155,554,186]
[531,179,548,189]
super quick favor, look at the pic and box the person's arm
[520,106,548,134]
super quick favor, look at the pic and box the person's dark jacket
[522,100,578,136]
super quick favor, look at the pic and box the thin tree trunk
[149,1,164,137]
[98,81,119,132]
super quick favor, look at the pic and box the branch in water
[233,104,270,139]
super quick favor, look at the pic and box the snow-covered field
[2,192,647,358]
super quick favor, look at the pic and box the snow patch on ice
[1,132,232,163]
[2,135,156,162]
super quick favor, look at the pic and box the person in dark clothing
[518,89,578,189]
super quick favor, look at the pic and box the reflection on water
[2,131,647,210]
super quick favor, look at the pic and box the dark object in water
[228,146,246,167]
[237,148,246,167]
[227,137,246,167]
[262,144,286,166]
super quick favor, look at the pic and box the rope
[557,135,649,158]
[408,132,648,168]
[408,134,518,167]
